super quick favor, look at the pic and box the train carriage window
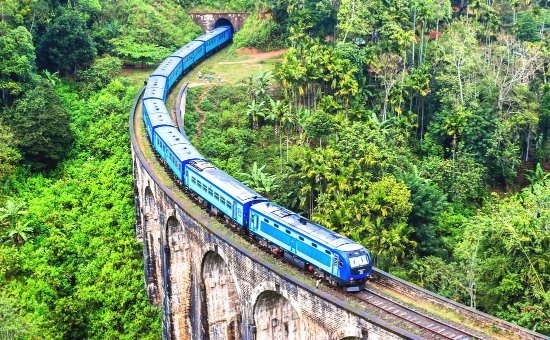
[298,236,304,241]
[339,261,343,267]
[220,197,226,205]
[285,229,291,235]
[208,188,213,196]
[226,201,232,209]
[191,177,196,184]
[312,243,317,248]
[325,250,332,255]
[202,183,207,191]
[274,224,279,229]
[214,193,219,200]
[263,218,269,223]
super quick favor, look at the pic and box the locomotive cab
[335,243,373,292]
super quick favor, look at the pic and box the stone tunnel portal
[214,17,234,33]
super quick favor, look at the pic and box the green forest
[0,0,548,337]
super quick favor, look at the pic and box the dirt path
[195,87,211,139]
[218,48,286,65]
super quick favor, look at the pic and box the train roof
[187,159,266,204]
[143,87,165,100]
[155,126,203,162]
[143,99,173,129]
[171,41,204,59]
[251,201,363,251]
[194,26,231,42]
[147,76,167,89]
[151,57,181,78]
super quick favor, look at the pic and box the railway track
[359,288,478,339]
[369,270,548,340]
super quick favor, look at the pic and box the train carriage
[143,86,166,101]
[249,202,373,290]
[194,26,232,54]
[171,40,205,69]
[185,159,266,228]
[144,76,168,101]
[152,126,204,179]
[151,57,184,89]
[142,99,174,138]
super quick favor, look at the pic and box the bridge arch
[253,290,301,339]
[201,251,241,339]
[143,186,161,305]
[164,215,192,339]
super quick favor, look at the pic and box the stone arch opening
[143,186,161,305]
[253,290,300,339]
[201,251,240,339]
[214,17,234,33]
[164,215,189,339]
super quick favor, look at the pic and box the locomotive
[141,25,373,291]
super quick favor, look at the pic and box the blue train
[141,25,373,291]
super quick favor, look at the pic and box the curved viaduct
[130,88,413,339]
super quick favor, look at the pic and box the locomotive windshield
[347,250,370,268]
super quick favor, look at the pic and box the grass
[121,66,156,87]
[182,46,280,85]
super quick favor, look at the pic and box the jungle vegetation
[0,0,548,337]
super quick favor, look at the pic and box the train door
[333,256,340,277]
[250,213,258,232]
[232,201,237,220]
[289,237,296,254]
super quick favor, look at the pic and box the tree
[0,123,21,178]
[455,181,550,331]
[6,79,74,168]
[0,25,35,100]
[517,12,540,42]
[368,53,406,121]
[5,220,33,246]
[240,162,280,196]
[337,0,374,43]
[0,200,27,231]
[111,35,171,66]
[77,55,122,93]
[404,169,447,257]
[37,10,95,75]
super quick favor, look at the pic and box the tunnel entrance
[214,18,234,33]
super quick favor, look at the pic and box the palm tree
[246,100,268,129]
[0,200,27,230]
[255,69,273,101]
[240,162,279,196]
[6,220,34,246]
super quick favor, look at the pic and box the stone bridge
[188,11,250,32]
[130,89,415,340]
